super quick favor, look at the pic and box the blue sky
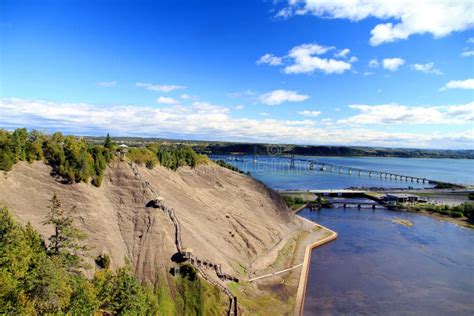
[1,0,473,148]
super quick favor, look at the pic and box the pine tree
[104,133,112,149]
[43,194,88,270]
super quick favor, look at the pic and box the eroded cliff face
[0,160,300,281]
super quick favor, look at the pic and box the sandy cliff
[0,160,301,282]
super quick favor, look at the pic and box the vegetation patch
[403,202,474,222]
[0,196,158,315]
[391,218,414,227]
[215,159,244,173]
[0,128,210,186]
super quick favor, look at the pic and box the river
[214,155,474,189]
[214,155,474,314]
[300,205,474,315]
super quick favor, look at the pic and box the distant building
[385,193,419,204]
[117,144,129,160]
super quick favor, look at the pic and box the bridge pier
[358,170,362,176]
[321,163,326,171]
[348,168,352,175]
[368,171,373,177]
[330,165,334,172]
[338,167,343,173]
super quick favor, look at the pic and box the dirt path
[248,263,303,282]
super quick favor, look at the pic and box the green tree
[43,194,88,270]
[104,133,113,149]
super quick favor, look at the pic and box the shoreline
[292,205,338,316]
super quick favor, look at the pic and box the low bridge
[286,156,432,184]
[210,154,439,185]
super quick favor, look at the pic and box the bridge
[210,153,436,185]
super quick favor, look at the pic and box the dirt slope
[0,160,301,281]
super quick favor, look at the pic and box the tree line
[0,129,112,187]
[0,128,211,186]
[126,143,209,170]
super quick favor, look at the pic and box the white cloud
[259,89,309,105]
[410,62,442,75]
[157,96,179,105]
[279,1,474,46]
[180,94,190,100]
[467,37,474,44]
[234,105,245,110]
[257,53,283,66]
[349,56,358,63]
[368,59,379,68]
[1,98,472,148]
[259,112,270,116]
[334,48,350,58]
[259,43,356,75]
[382,58,405,71]
[461,50,474,57]
[97,81,117,87]
[338,102,474,125]
[284,43,352,74]
[440,78,474,90]
[363,71,374,76]
[298,110,321,117]
[136,82,186,92]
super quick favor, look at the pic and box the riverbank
[293,206,338,316]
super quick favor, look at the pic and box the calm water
[217,154,474,314]
[214,155,474,189]
[300,206,474,315]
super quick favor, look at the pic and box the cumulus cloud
[382,58,405,71]
[278,0,474,46]
[257,53,283,66]
[96,81,117,87]
[298,110,321,117]
[410,62,442,75]
[1,98,472,148]
[259,43,356,75]
[440,78,474,91]
[338,102,474,125]
[156,96,179,105]
[284,43,353,74]
[136,82,186,92]
[259,89,309,105]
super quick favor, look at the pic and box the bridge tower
[290,154,295,169]
[253,144,258,163]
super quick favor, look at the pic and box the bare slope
[0,160,301,281]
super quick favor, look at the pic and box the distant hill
[84,137,474,159]
[197,144,474,159]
